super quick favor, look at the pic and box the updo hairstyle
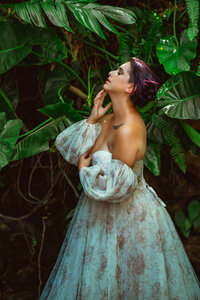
[128,57,160,108]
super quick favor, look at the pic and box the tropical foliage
[0,0,200,176]
[0,1,200,297]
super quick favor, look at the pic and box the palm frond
[13,0,137,40]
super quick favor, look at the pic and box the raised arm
[55,89,112,167]
[55,119,102,167]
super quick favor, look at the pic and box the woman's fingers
[95,89,104,99]
[104,102,112,111]
[97,90,107,105]
[84,147,93,155]
[96,89,107,100]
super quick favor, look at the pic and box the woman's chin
[103,83,109,90]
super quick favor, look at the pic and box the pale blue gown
[40,118,200,300]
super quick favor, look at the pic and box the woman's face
[103,61,134,94]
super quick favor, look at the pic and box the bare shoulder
[98,113,114,124]
[116,122,141,139]
[119,115,145,134]
[115,115,146,145]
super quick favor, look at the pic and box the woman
[40,57,200,299]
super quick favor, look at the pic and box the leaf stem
[0,7,15,21]
[0,88,14,112]
[18,118,52,138]
[173,0,179,47]
[58,84,67,103]
[31,50,88,91]
[61,28,76,62]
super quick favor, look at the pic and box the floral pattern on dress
[40,118,200,300]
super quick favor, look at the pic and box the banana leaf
[11,116,69,161]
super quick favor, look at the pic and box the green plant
[0,0,137,40]
[0,1,199,178]
[185,0,199,41]
[0,112,22,171]
[173,200,200,238]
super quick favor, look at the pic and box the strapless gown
[39,118,200,300]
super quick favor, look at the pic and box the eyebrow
[118,67,124,74]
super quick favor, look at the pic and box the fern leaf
[185,0,199,40]
[154,115,186,173]
[73,22,96,42]
[196,59,200,77]
[117,32,133,64]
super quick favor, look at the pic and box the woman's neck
[109,93,139,122]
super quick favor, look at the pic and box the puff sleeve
[79,159,138,203]
[55,119,102,167]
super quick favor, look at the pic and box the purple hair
[128,57,160,108]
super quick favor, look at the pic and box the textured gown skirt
[40,118,200,300]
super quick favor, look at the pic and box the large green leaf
[0,112,6,131]
[24,2,47,28]
[41,2,69,28]
[14,2,33,26]
[16,1,73,32]
[0,140,12,171]
[0,19,67,73]
[11,117,69,161]
[0,19,33,74]
[179,120,200,147]
[12,1,136,39]
[143,142,161,176]
[54,2,73,32]
[173,210,191,238]
[0,117,22,170]
[19,27,68,66]
[39,103,83,121]
[97,5,136,24]
[0,73,18,119]
[67,3,106,39]
[0,119,22,149]
[91,9,119,35]
[157,71,200,119]
[156,30,197,75]
[44,63,80,105]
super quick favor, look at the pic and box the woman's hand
[78,147,93,171]
[87,89,112,124]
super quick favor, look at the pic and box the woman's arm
[78,123,143,203]
[79,159,138,203]
[55,89,112,167]
[55,119,102,167]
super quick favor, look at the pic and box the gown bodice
[55,118,166,207]
[92,150,144,178]
[92,151,166,207]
